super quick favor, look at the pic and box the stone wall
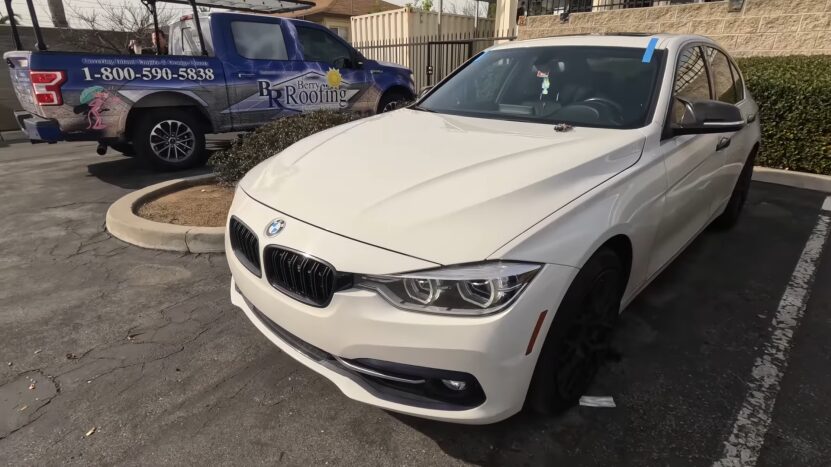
[0,26,132,132]
[519,0,831,57]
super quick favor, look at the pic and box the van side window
[671,46,711,125]
[231,21,288,60]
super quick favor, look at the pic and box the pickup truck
[4,12,415,170]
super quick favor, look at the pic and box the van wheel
[713,148,757,230]
[133,109,206,171]
[526,248,624,415]
[377,90,412,113]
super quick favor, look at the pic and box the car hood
[240,110,645,266]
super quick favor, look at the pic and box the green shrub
[737,55,831,175]
[209,110,361,185]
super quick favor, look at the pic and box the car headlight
[355,262,541,316]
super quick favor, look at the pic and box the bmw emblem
[265,219,286,237]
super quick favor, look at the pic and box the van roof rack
[2,0,314,56]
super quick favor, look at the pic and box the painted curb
[753,166,831,194]
[106,173,225,253]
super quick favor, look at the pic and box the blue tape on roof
[642,37,659,63]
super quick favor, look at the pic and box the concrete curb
[106,173,225,253]
[752,167,831,194]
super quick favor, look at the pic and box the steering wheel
[578,97,625,125]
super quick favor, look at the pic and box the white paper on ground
[579,396,616,408]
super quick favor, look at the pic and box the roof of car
[491,33,716,51]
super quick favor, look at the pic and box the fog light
[441,379,467,391]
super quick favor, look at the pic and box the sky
[3,0,486,29]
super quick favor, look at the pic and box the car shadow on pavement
[86,156,212,190]
[85,135,234,189]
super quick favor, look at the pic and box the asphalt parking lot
[1,140,830,466]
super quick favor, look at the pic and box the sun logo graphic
[326,68,343,88]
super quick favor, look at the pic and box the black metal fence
[525,0,723,17]
[353,31,517,91]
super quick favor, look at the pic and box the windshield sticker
[642,37,659,63]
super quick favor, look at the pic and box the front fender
[488,153,667,303]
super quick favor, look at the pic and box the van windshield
[418,46,664,129]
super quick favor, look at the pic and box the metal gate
[353,33,517,91]
[426,40,473,86]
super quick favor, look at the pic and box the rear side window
[671,46,711,124]
[231,21,288,60]
[706,47,739,104]
[729,60,745,102]
[296,26,352,67]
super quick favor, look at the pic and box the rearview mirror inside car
[671,99,745,135]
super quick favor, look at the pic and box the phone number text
[81,66,216,82]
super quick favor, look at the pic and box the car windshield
[418,45,664,129]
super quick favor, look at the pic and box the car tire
[132,109,207,171]
[712,147,757,230]
[377,90,412,114]
[526,247,625,415]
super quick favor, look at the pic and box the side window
[672,46,711,124]
[296,26,352,67]
[706,47,738,104]
[729,60,745,102]
[231,21,288,60]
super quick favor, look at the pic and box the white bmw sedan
[225,34,760,424]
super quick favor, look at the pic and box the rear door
[648,44,724,276]
[220,16,304,129]
[704,46,755,207]
[4,51,38,115]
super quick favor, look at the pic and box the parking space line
[822,196,831,212]
[714,212,831,467]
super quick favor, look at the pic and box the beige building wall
[351,8,496,43]
[519,0,831,57]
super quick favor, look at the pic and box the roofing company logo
[326,68,342,88]
[228,71,360,114]
[265,219,286,237]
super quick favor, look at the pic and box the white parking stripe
[822,196,831,212]
[714,213,831,467]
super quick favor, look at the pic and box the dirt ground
[137,183,234,227]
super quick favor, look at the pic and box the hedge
[737,55,831,176]
[209,110,360,185]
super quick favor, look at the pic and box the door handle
[237,72,255,78]
[716,136,731,151]
[747,113,757,123]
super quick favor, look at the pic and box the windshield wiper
[410,104,436,113]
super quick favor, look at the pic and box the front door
[292,24,375,114]
[648,45,725,276]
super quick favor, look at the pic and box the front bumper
[227,190,578,424]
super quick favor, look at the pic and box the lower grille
[229,217,261,276]
[263,246,350,307]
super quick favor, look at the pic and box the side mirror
[672,99,745,135]
[419,86,434,98]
